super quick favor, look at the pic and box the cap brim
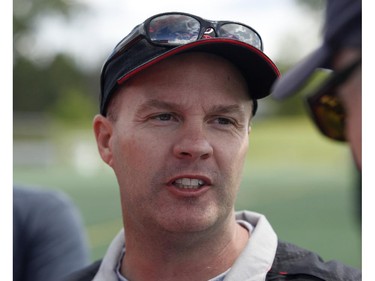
[117,38,280,100]
[271,44,331,100]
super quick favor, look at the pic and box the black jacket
[266,241,361,280]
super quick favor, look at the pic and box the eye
[209,115,245,131]
[215,117,235,125]
[149,113,179,123]
[153,113,173,121]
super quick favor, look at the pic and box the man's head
[95,52,253,234]
[272,0,361,168]
[94,12,279,235]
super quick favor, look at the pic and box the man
[67,12,360,280]
[272,0,362,169]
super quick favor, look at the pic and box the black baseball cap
[100,12,280,116]
[271,0,362,99]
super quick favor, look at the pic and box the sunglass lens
[311,95,346,141]
[148,15,200,45]
[219,23,262,50]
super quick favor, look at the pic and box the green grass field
[13,116,361,269]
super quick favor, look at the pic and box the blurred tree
[14,54,98,121]
[295,0,325,13]
[14,0,86,63]
[13,0,97,122]
[269,0,326,116]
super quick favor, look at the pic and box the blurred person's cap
[100,12,280,116]
[272,0,362,99]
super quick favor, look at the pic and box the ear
[93,114,114,167]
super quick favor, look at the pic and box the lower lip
[165,184,210,198]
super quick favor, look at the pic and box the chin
[157,205,228,235]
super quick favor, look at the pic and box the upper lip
[167,175,212,186]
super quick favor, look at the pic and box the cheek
[346,103,361,139]
[113,134,154,170]
[342,88,361,141]
[229,136,249,162]
[345,99,361,155]
[234,139,249,182]
[218,137,249,181]
[111,131,172,188]
[216,140,249,208]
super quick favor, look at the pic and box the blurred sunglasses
[305,57,361,141]
[108,12,263,61]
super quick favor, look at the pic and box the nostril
[173,142,213,160]
[200,152,210,160]
[172,126,214,159]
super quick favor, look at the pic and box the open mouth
[173,178,206,190]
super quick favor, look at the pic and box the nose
[172,122,213,160]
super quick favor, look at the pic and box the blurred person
[272,0,362,223]
[66,12,360,281]
[13,185,90,281]
[272,0,362,169]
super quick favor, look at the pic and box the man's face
[94,52,252,234]
[334,49,362,169]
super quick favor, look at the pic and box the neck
[121,215,249,281]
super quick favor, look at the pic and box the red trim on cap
[117,38,280,86]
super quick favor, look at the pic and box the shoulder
[14,186,77,225]
[14,185,86,237]
[14,185,84,232]
[267,241,361,281]
[14,185,75,212]
[63,260,102,281]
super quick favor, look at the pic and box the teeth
[174,178,205,189]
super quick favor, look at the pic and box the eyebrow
[208,104,246,116]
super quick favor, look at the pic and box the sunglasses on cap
[305,57,361,141]
[107,12,263,62]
